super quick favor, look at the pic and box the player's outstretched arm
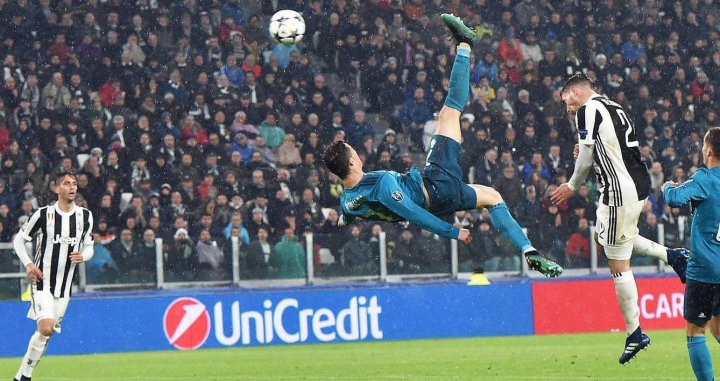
[567,143,595,191]
[376,175,463,241]
[662,172,708,206]
[551,134,595,205]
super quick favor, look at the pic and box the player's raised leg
[434,14,477,143]
[438,16,521,248]
[435,15,561,278]
[632,236,689,283]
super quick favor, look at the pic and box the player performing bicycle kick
[323,14,562,278]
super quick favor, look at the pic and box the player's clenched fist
[550,183,574,205]
[70,251,85,264]
[457,229,471,245]
[25,263,43,283]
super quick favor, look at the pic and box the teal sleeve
[663,172,708,207]
[376,175,460,239]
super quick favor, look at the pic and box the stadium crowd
[0,0,711,283]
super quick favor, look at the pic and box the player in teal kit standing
[664,127,720,381]
[323,15,562,278]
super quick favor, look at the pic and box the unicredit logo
[163,296,383,350]
[163,297,211,350]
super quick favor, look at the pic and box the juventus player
[551,74,689,364]
[13,170,94,381]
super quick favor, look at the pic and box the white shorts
[27,285,70,334]
[596,199,646,260]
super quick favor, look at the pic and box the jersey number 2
[615,109,638,148]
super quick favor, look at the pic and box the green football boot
[525,250,563,278]
[440,14,480,46]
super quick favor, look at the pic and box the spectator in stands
[258,112,285,149]
[246,226,273,278]
[86,241,119,283]
[137,229,158,282]
[515,185,541,243]
[476,148,500,187]
[565,218,591,268]
[400,88,432,151]
[224,212,250,246]
[376,130,400,162]
[494,166,522,212]
[416,229,447,273]
[109,228,142,274]
[231,133,253,164]
[391,228,421,274]
[166,228,196,280]
[474,53,499,85]
[196,229,225,280]
[247,207,271,238]
[272,225,306,279]
[319,208,344,263]
[342,225,374,274]
[346,110,375,150]
[521,152,551,184]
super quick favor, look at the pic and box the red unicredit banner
[533,277,685,334]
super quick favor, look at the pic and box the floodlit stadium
[0,0,715,380]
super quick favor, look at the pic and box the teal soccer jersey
[340,166,460,239]
[663,167,720,283]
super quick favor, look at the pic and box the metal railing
[0,222,686,297]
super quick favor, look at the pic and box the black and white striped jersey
[575,93,650,206]
[20,203,94,298]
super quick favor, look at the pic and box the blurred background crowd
[0,0,712,283]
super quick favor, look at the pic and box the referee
[13,170,94,381]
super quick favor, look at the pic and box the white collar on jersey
[54,202,77,216]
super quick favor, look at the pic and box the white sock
[613,270,640,335]
[633,236,668,262]
[457,42,471,52]
[16,331,50,379]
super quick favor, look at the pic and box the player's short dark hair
[324,141,352,179]
[53,169,77,185]
[705,127,720,158]
[561,73,592,93]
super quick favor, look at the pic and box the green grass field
[0,330,705,380]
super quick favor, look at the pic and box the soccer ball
[269,10,305,46]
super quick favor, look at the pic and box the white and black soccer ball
[269,10,305,46]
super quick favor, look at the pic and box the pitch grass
[0,330,706,380]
